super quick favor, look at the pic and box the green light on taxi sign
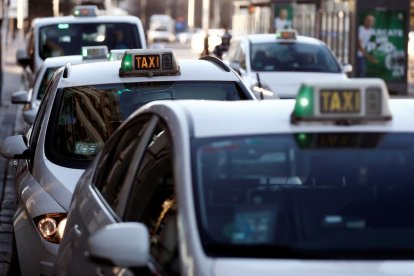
[121,53,133,72]
[293,85,314,118]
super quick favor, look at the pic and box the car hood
[213,259,414,276]
[42,158,85,211]
[256,72,347,99]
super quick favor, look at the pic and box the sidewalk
[0,37,24,275]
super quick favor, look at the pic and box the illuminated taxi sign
[276,29,297,40]
[291,79,392,123]
[81,46,108,60]
[73,5,98,17]
[119,49,180,77]
[108,49,125,61]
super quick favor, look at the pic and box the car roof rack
[199,55,230,72]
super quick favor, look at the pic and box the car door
[15,67,63,188]
[56,115,158,276]
[76,118,178,275]
[120,119,178,275]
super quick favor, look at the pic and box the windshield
[39,23,140,59]
[250,42,341,73]
[193,133,414,259]
[47,81,247,167]
[37,67,59,100]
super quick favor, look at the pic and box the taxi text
[320,90,361,113]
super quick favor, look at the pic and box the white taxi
[0,49,254,276]
[55,79,414,275]
[12,45,109,129]
[17,5,146,78]
[224,30,352,99]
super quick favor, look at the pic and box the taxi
[54,79,414,275]
[12,45,109,130]
[108,49,125,61]
[224,30,352,99]
[0,49,254,276]
[16,5,146,79]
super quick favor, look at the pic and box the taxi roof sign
[291,78,392,124]
[82,46,108,60]
[276,29,297,40]
[73,5,98,17]
[119,49,180,77]
[108,49,126,61]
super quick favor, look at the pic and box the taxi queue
[2,5,414,276]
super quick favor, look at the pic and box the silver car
[0,49,254,275]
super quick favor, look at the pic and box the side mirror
[0,135,33,159]
[88,223,149,268]
[342,64,353,74]
[16,49,31,68]
[23,109,37,125]
[11,90,29,104]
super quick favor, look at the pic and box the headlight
[251,85,275,98]
[34,213,67,244]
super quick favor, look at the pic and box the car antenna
[256,72,264,100]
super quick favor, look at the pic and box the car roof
[238,33,323,45]
[43,55,109,68]
[31,15,141,28]
[144,99,414,138]
[59,59,243,87]
[43,55,84,68]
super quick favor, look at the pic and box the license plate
[320,89,361,114]
[134,54,160,70]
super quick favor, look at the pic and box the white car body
[30,56,87,110]
[148,14,175,43]
[54,99,414,275]
[224,34,350,99]
[13,55,108,134]
[1,56,254,276]
[21,14,146,75]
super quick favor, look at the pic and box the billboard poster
[357,10,406,81]
[274,4,294,31]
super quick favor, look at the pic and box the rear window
[193,132,414,259]
[250,42,341,73]
[46,81,247,168]
[39,23,141,59]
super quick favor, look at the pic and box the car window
[123,121,178,275]
[250,42,341,73]
[29,68,62,149]
[37,67,59,100]
[94,115,155,217]
[39,22,141,59]
[46,81,247,167]
[27,30,35,71]
[192,132,414,259]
